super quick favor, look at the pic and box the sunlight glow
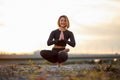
[0,0,120,54]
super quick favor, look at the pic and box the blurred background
[0,0,120,55]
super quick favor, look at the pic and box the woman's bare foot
[63,48,70,52]
[59,48,70,53]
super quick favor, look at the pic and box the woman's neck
[59,27,67,31]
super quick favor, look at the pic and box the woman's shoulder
[50,29,59,34]
[51,29,59,32]
[66,29,73,34]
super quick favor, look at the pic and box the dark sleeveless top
[47,29,76,47]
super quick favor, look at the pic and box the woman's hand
[59,31,64,40]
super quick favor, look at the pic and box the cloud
[73,14,120,53]
[73,14,120,39]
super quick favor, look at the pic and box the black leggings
[40,48,68,63]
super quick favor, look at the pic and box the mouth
[61,23,66,26]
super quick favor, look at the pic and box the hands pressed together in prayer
[59,31,64,40]
[58,31,70,52]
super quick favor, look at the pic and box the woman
[40,15,76,67]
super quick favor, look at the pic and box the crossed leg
[57,48,70,67]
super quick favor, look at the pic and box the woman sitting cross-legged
[40,15,76,67]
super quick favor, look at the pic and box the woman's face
[59,17,67,28]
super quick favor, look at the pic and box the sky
[0,0,120,54]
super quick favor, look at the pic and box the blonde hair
[57,15,70,28]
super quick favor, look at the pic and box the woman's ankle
[58,63,62,67]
